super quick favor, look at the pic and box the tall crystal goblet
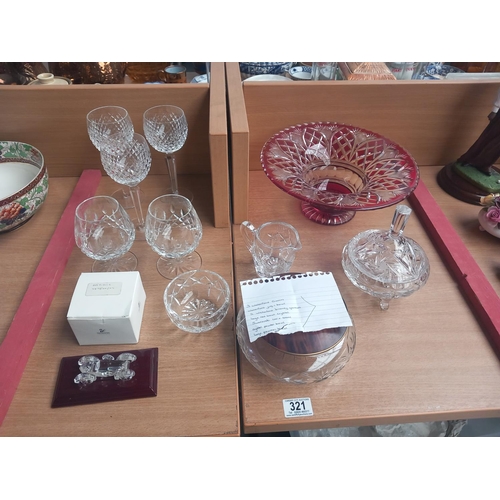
[86,106,135,209]
[143,105,191,199]
[145,194,202,279]
[75,196,137,272]
[100,133,151,240]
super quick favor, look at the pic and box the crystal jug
[240,221,302,278]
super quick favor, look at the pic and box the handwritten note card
[240,272,352,343]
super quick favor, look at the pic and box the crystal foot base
[157,252,202,279]
[301,202,355,225]
[92,252,138,272]
[379,299,391,310]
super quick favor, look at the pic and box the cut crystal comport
[260,122,420,225]
[341,204,430,310]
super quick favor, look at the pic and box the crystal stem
[165,154,179,194]
[389,205,412,239]
[121,188,132,203]
[129,185,145,230]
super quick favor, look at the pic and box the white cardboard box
[67,271,146,345]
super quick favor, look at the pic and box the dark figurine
[457,104,500,175]
[437,90,500,204]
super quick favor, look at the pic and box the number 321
[289,401,306,411]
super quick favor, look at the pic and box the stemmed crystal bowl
[100,132,151,239]
[145,194,202,279]
[260,122,420,225]
[143,105,189,197]
[74,196,137,272]
[86,106,136,209]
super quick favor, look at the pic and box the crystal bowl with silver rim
[236,306,356,384]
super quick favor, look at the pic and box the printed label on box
[85,282,122,296]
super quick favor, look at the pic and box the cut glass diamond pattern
[261,122,419,224]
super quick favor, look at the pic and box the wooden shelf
[226,62,500,433]
[233,171,500,434]
[2,62,500,436]
[0,63,235,436]
[0,175,239,437]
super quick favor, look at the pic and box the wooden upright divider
[209,63,230,228]
[226,62,500,434]
[0,63,238,436]
[226,62,250,224]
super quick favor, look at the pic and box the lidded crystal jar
[341,205,430,310]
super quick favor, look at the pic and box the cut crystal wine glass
[100,133,151,240]
[143,105,191,198]
[86,106,135,209]
[145,194,202,279]
[75,195,137,272]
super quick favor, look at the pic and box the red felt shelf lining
[410,180,500,355]
[0,170,102,426]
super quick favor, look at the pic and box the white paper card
[283,398,314,418]
[240,272,352,343]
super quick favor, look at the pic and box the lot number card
[240,272,352,343]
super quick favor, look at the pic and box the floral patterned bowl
[0,141,48,233]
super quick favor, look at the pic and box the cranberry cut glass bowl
[260,122,420,225]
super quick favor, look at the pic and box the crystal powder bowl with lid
[341,204,430,310]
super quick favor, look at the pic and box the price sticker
[283,398,313,418]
